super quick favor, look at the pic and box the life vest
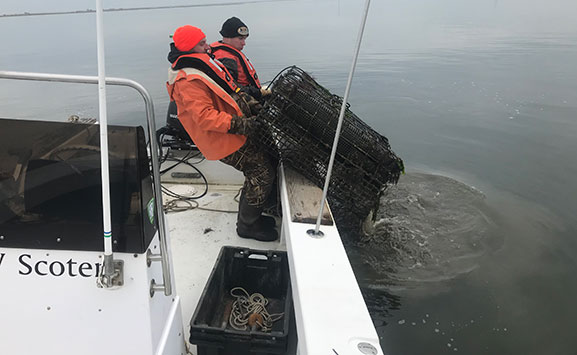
[166,53,247,160]
[211,41,261,89]
[171,53,240,95]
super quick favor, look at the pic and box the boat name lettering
[18,254,101,278]
[0,252,5,266]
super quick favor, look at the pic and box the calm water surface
[1,1,576,354]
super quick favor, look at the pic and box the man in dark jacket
[211,17,270,100]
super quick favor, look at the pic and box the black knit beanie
[219,17,249,38]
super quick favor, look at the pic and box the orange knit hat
[173,25,206,51]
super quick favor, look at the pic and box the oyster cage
[255,66,404,220]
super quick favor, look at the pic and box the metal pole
[94,0,117,286]
[314,0,372,235]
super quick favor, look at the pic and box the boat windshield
[0,117,157,253]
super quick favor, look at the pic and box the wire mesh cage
[255,66,404,221]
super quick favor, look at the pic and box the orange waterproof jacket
[166,54,246,160]
[211,41,261,88]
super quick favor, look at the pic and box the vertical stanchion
[95,0,119,287]
[313,0,372,235]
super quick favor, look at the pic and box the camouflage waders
[220,139,276,207]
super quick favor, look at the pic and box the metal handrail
[0,70,172,296]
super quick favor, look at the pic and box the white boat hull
[0,235,186,355]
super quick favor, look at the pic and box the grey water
[1,0,577,354]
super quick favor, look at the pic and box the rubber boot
[237,195,278,242]
[262,179,281,218]
[239,190,276,228]
[259,214,277,229]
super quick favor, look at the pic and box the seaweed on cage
[255,66,404,221]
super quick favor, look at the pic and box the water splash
[351,172,500,284]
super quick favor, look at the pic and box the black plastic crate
[255,66,404,220]
[190,247,293,355]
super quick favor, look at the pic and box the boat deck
[162,158,383,355]
[164,182,286,350]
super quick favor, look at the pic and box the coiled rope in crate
[229,287,284,332]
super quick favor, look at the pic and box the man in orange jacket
[166,25,277,241]
[211,17,270,100]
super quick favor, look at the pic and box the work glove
[247,98,263,115]
[228,115,262,136]
[260,87,272,97]
[240,85,263,101]
[238,91,263,115]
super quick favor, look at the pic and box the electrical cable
[159,149,193,175]
[157,133,242,214]
[160,158,208,199]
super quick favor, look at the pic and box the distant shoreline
[0,0,291,18]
